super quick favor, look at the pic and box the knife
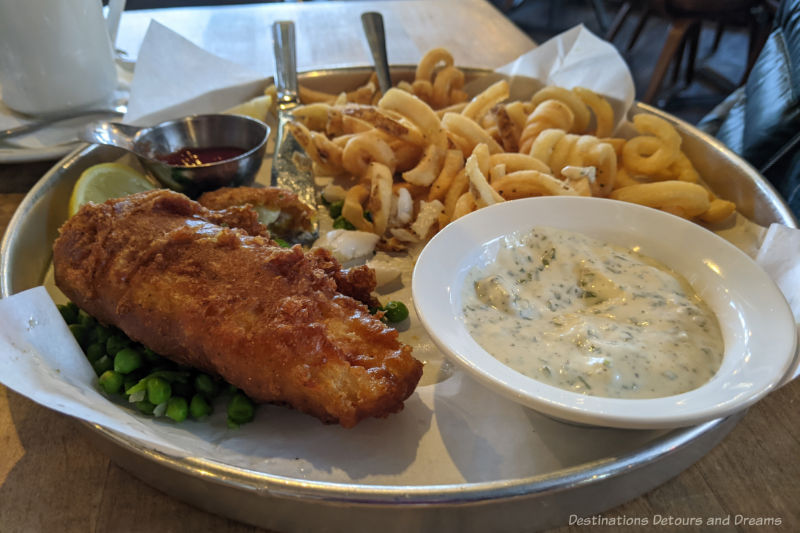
[271,20,319,241]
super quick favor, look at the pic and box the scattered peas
[78,312,97,329]
[57,302,79,324]
[69,324,90,348]
[92,355,113,376]
[114,347,143,374]
[166,397,188,422]
[194,373,218,398]
[146,377,172,405]
[106,335,130,356]
[136,399,156,415]
[382,301,409,323]
[98,370,124,395]
[189,394,213,420]
[67,301,260,427]
[327,200,344,219]
[332,216,355,230]
[85,342,106,363]
[227,392,255,425]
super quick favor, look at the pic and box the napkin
[0,65,132,150]
[122,21,267,126]
[1,23,797,478]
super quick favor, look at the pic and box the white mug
[0,0,119,116]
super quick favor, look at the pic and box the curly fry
[493,170,579,200]
[342,131,397,178]
[366,163,393,235]
[428,149,465,201]
[573,87,615,138]
[531,86,591,133]
[432,66,466,109]
[462,80,510,122]
[415,47,454,82]
[519,100,574,154]
[610,181,710,218]
[342,184,374,232]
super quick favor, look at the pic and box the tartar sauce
[461,226,723,399]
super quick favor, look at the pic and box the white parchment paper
[1,24,798,486]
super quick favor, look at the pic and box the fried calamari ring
[610,181,710,218]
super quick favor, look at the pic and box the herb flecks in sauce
[461,226,724,399]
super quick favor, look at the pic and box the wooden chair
[606,0,770,104]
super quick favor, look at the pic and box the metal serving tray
[1,67,795,533]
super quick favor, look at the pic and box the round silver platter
[1,67,796,533]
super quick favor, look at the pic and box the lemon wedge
[68,162,156,217]
[223,94,273,122]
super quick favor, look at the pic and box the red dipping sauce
[158,146,246,167]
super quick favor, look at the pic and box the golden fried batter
[198,186,315,238]
[53,189,422,427]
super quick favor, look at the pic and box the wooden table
[1,2,799,532]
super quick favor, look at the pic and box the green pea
[165,397,188,422]
[57,302,79,324]
[85,342,106,363]
[69,324,90,348]
[98,370,124,395]
[171,379,194,398]
[274,237,291,248]
[92,325,113,346]
[328,200,344,218]
[106,335,130,357]
[194,373,218,398]
[92,355,113,376]
[78,312,97,329]
[332,216,355,230]
[136,399,155,415]
[382,301,409,323]
[189,394,213,420]
[142,347,162,364]
[146,377,172,405]
[114,347,143,374]
[227,392,255,425]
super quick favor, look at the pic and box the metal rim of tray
[1,66,796,510]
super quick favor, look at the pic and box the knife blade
[271,20,318,241]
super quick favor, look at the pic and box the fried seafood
[53,189,422,427]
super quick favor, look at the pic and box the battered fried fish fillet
[198,186,315,239]
[53,189,422,427]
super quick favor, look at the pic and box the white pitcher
[0,0,122,116]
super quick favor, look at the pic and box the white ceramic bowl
[412,197,797,429]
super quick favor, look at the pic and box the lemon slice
[68,162,156,216]
[223,94,273,122]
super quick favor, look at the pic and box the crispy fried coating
[197,186,315,237]
[53,189,422,427]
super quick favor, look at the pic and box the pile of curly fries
[274,47,736,249]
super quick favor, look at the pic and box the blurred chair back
[698,0,800,216]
